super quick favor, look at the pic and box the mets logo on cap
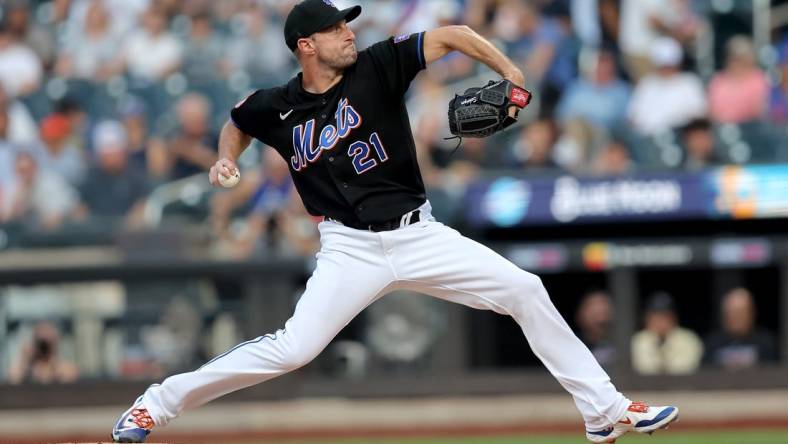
[322,0,335,6]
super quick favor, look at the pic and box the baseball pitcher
[112,1,677,442]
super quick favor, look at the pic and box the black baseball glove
[447,79,532,138]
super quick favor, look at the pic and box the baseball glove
[447,79,532,138]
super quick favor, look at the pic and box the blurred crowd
[0,0,786,256]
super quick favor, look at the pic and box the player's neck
[301,63,344,95]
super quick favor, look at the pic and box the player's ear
[297,37,316,55]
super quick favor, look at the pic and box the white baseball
[219,169,241,188]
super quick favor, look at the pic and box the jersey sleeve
[230,89,271,142]
[364,32,426,98]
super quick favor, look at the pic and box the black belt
[325,210,421,232]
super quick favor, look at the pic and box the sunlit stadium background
[1,0,787,443]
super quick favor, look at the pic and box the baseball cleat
[111,396,155,443]
[586,401,679,443]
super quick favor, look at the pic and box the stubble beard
[324,47,358,70]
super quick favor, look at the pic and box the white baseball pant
[141,201,630,430]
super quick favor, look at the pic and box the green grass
[249,430,788,444]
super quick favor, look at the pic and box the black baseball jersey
[231,32,428,225]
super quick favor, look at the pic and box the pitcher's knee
[509,271,546,297]
[504,272,549,313]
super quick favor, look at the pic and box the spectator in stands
[56,0,124,82]
[181,12,228,86]
[591,139,633,176]
[631,292,703,375]
[708,36,769,124]
[494,0,565,92]
[506,119,561,173]
[576,290,616,367]
[0,20,43,98]
[680,118,721,171]
[619,0,700,80]
[0,83,37,146]
[555,47,631,168]
[32,114,86,186]
[227,3,293,88]
[64,0,148,39]
[704,288,779,369]
[7,321,79,385]
[2,0,56,69]
[117,97,157,183]
[618,0,662,79]
[768,39,788,124]
[570,0,619,49]
[1,150,81,231]
[151,93,218,181]
[123,5,182,82]
[79,120,149,227]
[628,37,706,135]
[556,47,631,132]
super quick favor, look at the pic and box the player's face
[312,20,357,70]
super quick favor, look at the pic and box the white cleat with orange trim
[111,396,155,443]
[586,402,679,443]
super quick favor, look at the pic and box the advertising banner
[465,165,788,228]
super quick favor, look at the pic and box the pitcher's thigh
[398,224,545,315]
[282,249,397,359]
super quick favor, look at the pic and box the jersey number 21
[348,132,388,175]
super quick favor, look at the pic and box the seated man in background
[576,290,617,367]
[704,288,778,369]
[1,149,81,230]
[631,292,703,375]
[79,120,150,227]
[148,93,218,181]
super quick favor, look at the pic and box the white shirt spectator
[67,0,150,38]
[571,0,601,47]
[628,72,706,135]
[0,41,43,97]
[60,29,123,79]
[620,0,697,59]
[628,37,706,135]
[124,29,182,81]
[1,165,80,225]
[619,0,661,58]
